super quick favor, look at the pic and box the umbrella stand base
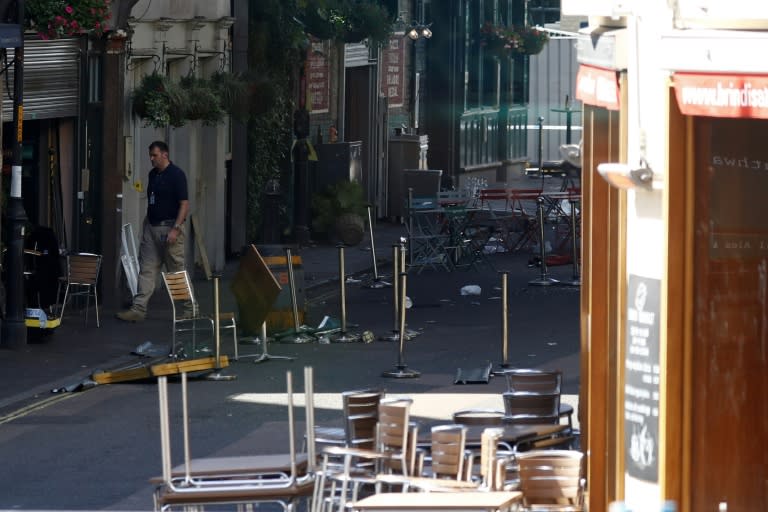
[529,277,559,286]
[330,331,361,343]
[205,371,237,381]
[491,362,514,376]
[382,365,421,379]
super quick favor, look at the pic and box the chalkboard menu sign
[624,275,661,483]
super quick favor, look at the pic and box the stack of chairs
[313,397,418,511]
[502,369,576,450]
[405,189,452,273]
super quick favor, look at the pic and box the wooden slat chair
[503,392,574,450]
[153,368,317,511]
[517,450,585,511]
[503,369,574,434]
[313,388,383,453]
[502,392,561,426]
[314,398,416,511]
[375,424,479,493]
[162,270,239,360]
[59,253,102,327]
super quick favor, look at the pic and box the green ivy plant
[300,0,394,46]
[311,180,367,234]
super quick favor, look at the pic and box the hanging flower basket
[131,72,187,129]
[26,0,112,40]
[210,71,250,121]
[478,22,549,58]
[179,75,224,126]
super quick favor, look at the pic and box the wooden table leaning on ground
[351,491,523,512]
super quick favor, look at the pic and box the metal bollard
[206,274,236,380]
[281,247,314,343]
[380,244,402,342]
[382,272,420,378]
[567,197,580,286]
[529,196,559,286]
[492,271,513,375]
[331,245,361,343]
[363,205,390,289]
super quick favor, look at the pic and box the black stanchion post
[529,196,559,286]
[206,274,237,381]
[537,116,545,191]
[492,271,513,375]
[567,198,581,286]
[382,272,420,378]
[281,247,314,343]
[331,244,360,343]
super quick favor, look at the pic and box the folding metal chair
[59,253,102,327]
[405,190,452,273]
[162,270,239,359]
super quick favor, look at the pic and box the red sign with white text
[307,38,330,113]
[576,64,620,111]
[380,36,405,108]
[674,73,768,119]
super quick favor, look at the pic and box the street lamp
[1,0,27,348]
[406,22,432,41]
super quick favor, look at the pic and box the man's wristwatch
[173,224,182,230]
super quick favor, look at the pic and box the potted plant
[311,180,368,246]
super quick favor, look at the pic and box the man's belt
[150,219,176,227]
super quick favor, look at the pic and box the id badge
[149,192,155,205]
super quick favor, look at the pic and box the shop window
[88,54,102,104]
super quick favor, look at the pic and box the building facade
[563,0,768,510]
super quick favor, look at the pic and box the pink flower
[94,22,100,29]
[40,32,49,40]
[70,20,79,29]
[65,5,73,14]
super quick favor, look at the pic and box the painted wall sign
[706,118,768,259]
[674,73,768,119]
[307,38,330,114]
[380,36,405,108]
[575,64,620,110]
[625,275,661,484]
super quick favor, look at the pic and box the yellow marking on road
[0,393,76,425]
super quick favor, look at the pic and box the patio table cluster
[404,186,581,273]
[150,367,584,511]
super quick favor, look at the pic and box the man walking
[117,141,189,322]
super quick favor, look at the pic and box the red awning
[673,72,768,119]
[575,64,620,111]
